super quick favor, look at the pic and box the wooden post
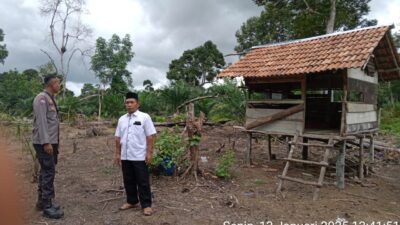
[286,136,290,153]
[302,137,309,160]
[336,140,347,189]
[301,77,306,134]
[359,137,364,179]
[268,134,272,161]
[246,133,252,165]
[369,136,375,163]
[340,71,348,135]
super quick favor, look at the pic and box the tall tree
[90,34,134,118]
[0,29,8,65]
[0,70,42,116]
[235,0,377,52]
[40,0,92,97]
[143,79,154,91]
[167,41,225,86]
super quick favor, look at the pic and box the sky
[0,0,399,96]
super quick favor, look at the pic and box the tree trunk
[326,0,336,34]
[182,103,205,181]
[98,87,102,121]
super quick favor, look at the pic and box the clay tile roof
[218,25,400,80]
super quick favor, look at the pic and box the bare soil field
[2,124,400,225]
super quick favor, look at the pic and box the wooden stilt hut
[218,25,400,200]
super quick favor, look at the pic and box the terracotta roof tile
[219,26,400,80]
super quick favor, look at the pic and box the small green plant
[189,135,201,147]
[215,150,236,179]
[254,179,267,185]
[151,130,185,171]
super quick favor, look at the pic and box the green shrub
[151,130,185,171]
[380,103,400,142]
[215,150,236,179]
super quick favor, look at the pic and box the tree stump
[181,103,205,182]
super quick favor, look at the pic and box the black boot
[36,196,60,210]
[42,199,64,219]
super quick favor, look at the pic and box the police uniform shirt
[115,110,157,161]
[32,92,59,145]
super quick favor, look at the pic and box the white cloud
[1,0,400,97]
[66,81,84,96]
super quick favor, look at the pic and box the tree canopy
[166,40,225,86]
[235,0,377,52]
[91,34,134,94]
[0,29,8,65]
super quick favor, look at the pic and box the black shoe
[43,207,64,219]
[42,199,64,219]
[36,199,61,210]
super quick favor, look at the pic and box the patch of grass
[380,103,400,143]
[254,179,267,185]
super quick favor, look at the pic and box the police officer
[32,74,64,219]
[115,92,157,216]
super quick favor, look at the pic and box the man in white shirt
[115,92,157,216]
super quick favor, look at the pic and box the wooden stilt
[336,140,347,189]
[302,137,309,160]
[369,135,375,163]
[359,137,364,179]
[268,134,272,161]
[246,133,252,165]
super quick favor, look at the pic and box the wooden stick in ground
[359,136,364,179]
[336,140,347,189]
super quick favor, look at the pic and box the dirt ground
[2,124,400,225]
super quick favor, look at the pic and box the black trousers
[121,160,152,208]
[33,144,59,200]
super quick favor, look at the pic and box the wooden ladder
[276,134,334,200]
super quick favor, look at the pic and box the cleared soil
[2,124,400,225]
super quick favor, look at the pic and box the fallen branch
[154,121,225,127]
[176,95,218,112]
[97,196,125,203]
[342,191,377,201]
[161,205,191,212]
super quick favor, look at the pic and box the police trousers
[33,144,59,200]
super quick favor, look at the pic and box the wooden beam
[247,99,304,105]
[245,104,304,130]
[385,33,400,73]
[278,175,322,187]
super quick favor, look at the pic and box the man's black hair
[43,73,60,86]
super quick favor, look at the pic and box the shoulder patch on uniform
[39,98,46,104]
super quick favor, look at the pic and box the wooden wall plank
[346,111,377,124]
[346,103,376,112]
[346,121,378,133]
[347,68,378,84]
[246,108,304,121]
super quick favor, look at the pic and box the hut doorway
[305,72,343,133]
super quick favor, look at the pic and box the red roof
[219,26,400,80]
